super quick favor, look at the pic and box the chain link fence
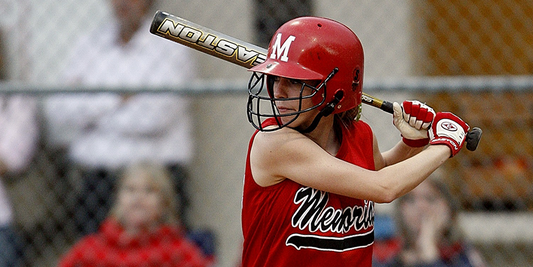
[0,0,532,266]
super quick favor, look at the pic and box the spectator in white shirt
[43,0,197,235]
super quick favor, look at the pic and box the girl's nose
[272,77,290,99]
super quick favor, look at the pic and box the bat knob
[465,127,482,151]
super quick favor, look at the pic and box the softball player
[241,16,469,266]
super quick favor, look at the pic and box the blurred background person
[43,0,197,236]
[58,161,214,267]
[373,175,487,267]
[0,30,40,267]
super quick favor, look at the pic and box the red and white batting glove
[429,112,470,157]
[393,100,435,147]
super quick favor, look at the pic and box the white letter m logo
[270,33,296,62]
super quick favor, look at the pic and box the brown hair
[335,104,362,129]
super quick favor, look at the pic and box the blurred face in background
[110,0,154,42]
[116,169,163,234]
[399,180,452,237]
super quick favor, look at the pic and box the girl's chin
[279,115,304,125]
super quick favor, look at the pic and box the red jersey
[58,219,212,267]
[241,119,376,267]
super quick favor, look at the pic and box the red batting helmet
[247,16,364,131]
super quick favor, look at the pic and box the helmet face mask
[247,69,336,131]
[246,16,364,132]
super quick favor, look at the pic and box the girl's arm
[250,126,450,203]
[375,138,426,171]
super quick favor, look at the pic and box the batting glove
[429,112,470,157]
[393,100,435,147]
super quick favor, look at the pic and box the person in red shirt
[58,161,213,267]
[242,16,470,267]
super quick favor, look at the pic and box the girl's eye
[289,79,301,85]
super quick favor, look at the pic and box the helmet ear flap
[321,89,345,117]
[352,68,361,92]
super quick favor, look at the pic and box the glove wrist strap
[402,136,429,147]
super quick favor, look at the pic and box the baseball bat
[149,10,482,151]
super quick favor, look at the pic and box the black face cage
[246,69,338,132]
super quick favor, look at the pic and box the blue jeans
[0,225,23,267]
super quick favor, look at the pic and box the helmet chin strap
[299,90,344,133]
